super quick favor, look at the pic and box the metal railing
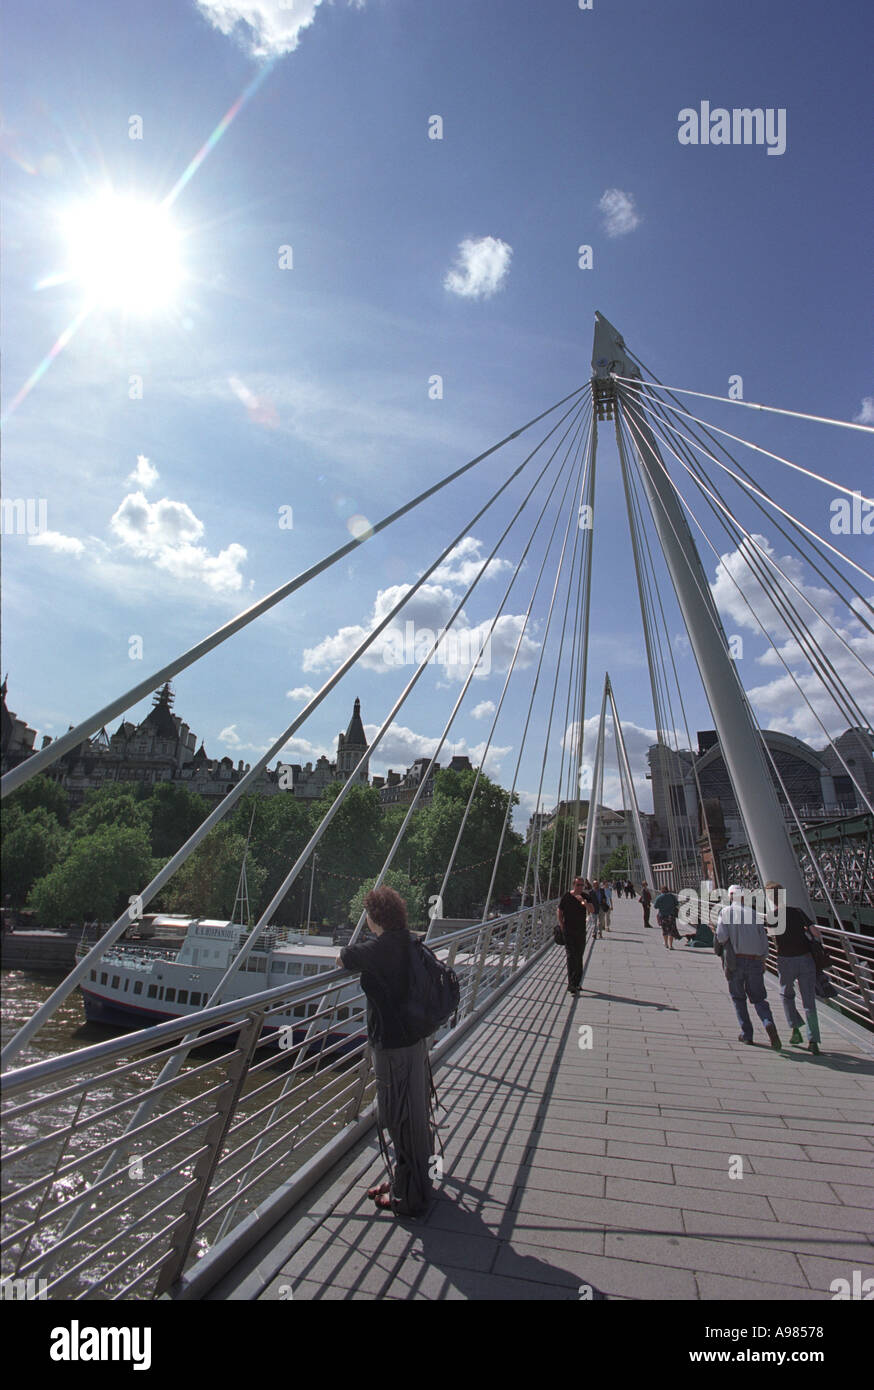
[764,923,874,1031]
[700,905,873,1030]
[1,901,556,1302]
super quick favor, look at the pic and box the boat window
[177,990,188,1004]
[100,972,108,985]
[303,964,318,976]
[90,970,97,981]
[133,981,143,995]
[337,1007,349,1021]
[165,988,176,1002]
[111,976,120,989]
[147,985,157,998]
[293,1005,306,1018]
[124,979,130,992]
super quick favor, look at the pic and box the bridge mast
[592,311,813,918]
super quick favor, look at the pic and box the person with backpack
[653,885,680,949]
[765,880,824,1056]
[338,885,438,1217]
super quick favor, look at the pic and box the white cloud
[193,0,355,59]
[471,700,496,720]
[128,454,159,489]
[854,397,874,425]
[444,236,512,299]
[363,721,511,779]
[429,536,513,588]
[278,733,334,762]
[218,724,242,747]
[109,490,248,594]
[598,188,641,238]
[302,581,539,681]
[27,530,85,556]
[287,685,317,701]
[710,534,874,741]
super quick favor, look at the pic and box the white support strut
[592,312,813,922]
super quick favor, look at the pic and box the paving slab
[201,897,873,1302]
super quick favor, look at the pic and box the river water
[1,968,372,1299]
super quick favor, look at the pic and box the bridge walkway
[206,898,874,1301]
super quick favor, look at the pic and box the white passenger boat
[76,917,364,1049]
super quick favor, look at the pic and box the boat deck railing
[1,901,557,1301]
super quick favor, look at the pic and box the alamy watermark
[678,102,786,156]
[829,490,873,535]
[678,882,786,932]
[1,497,48,536]
[381,621,491,675]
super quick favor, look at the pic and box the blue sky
[2,0,872,826]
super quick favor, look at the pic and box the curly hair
[363,884,408,932]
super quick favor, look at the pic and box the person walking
[716,884,782,1050]
[339,885,434,1216]
[653,885,680,948]
[625,879,634,900]
[558,877,591,994]
[602,879,613,930]
[591,879,609,938]
[639,882,653,928]
[766,880,824,1056]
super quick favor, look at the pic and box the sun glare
[62,192,184,314]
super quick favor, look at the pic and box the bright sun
[62,192,184,314]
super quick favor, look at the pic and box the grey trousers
[372,1038,434,1216]
[777,953,821,1043]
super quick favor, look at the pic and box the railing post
[841,937,874,1022]
[153,1007,266,1298]
[343,1043,373,1125]
[468,922,496,1012]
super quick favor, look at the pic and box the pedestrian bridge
[6,898,871,1303]
[204,899,874,1302]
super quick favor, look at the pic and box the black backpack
[403,937,461,1041]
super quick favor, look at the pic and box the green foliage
[223,792,313,926]
[601,844,630,876]
[533,813,582,896]
[69,784,151,839]
[348,871,424,931]
[147,781,210,858]
[3,773,70,826]
[407,768,526,917]
[27,823,154,928]
[162,826,267,922]
[1,804,67,906]
[303,783,385,925]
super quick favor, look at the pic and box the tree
[601,844,630,877]
[407,768,527,918]
[147,781,210,859]
[69,784,151,840]
[1,804,67,906]
[27,823,154,927]
[348,871,424,931]
[304,783,385,925]
[224,792,313,927]
[162,826,266,922]
[533,813,582,897]
[3,773,70,826]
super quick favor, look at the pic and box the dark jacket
[340,929,417,1049]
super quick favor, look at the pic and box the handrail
[1,902,558,1301]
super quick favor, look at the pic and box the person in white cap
[716,884,782,1050]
